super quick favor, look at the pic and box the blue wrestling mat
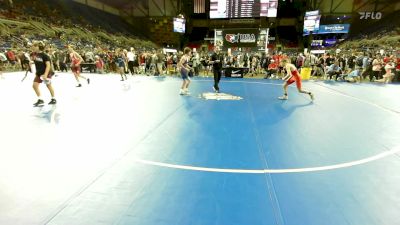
[0,72,399,225]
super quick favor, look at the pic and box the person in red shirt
[264,59,278,79]
[278,58,314,101]
[6,50,16,65]
[273,52,289,77]
[383,54,391,65]
[272,51,283,67]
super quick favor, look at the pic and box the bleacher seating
[0,0,158,52]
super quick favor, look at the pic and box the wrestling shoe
[309,92,314,101]
[278,95,288,100]
[33,99,44,107]
[213,86,220,93]
[48,99,57,105]
[184,89,190,95]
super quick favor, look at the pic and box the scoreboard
[210,0,278,19]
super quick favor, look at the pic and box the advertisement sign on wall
[324,39,337,46]
[311,40,323,47]
[317,24,350,34]
[222,29,259,47]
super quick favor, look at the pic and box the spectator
[126,47,135,75]
[94,55,104,74]
[6,49,16,65]
[0,51,6,79]
[85,50,94,63]
[347,52,357,72]
[303,52,317,68]
[371,55,383,81]
[156,49,164,76]
[192,51,201,76]
[312,55,325,78]
[395,56,400,82]
[327,61,342,80]
[376,61,395,83]
[59,50,68,72]
[343,68,361,83]
[264,59,278,79]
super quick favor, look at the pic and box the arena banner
[222,29,258,47]
[324,39,337,46]
[317,24,350,34]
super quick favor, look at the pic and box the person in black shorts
[209,46,223,92]
[31,41,56,106]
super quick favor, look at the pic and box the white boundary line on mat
[134,145,400,174]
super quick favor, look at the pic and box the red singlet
[286,69,302,89]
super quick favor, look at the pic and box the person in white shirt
[126,47,136,75]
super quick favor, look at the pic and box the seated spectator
[342,69,361,83]
[264,59,278,79]
[327,61,342,80]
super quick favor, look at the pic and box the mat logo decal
[198,92,243,101]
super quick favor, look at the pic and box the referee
[209,46,223,93]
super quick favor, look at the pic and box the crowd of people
[1,0,399,107]
[286,50,400,83]
[1,43,400,83]
[2,39,400,108]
